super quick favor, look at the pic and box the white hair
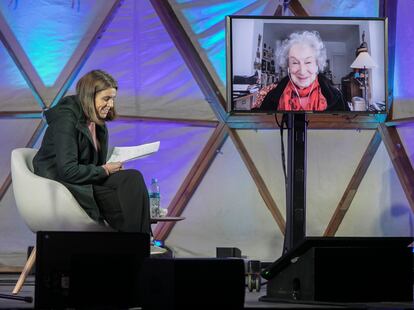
[276,30,327,72]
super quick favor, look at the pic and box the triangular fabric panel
[337,142,412,236]
[68,0,215,120]
[0,40,41,111]
[180,0,258,35]
[235,129,287,217]
[396,124,414,168]
[165,136,284,261]
[0,0,119,106]
[169,0,279,97]
[306,130,374,236]
[0,119,42,189]
[106,119,215,211]
[394,0,414,99]
[66,0,135,108]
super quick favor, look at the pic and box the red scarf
[278,78,327,111]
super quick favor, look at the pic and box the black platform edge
[261,236,414,280]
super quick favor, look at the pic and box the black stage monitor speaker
[140,257,246,309]
[260,237,413,303]
[216,247,242,258]
[35,231,149,309]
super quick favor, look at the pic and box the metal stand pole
[283,113,307,254]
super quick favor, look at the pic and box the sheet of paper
[107,141,160,163]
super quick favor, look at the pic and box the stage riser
[266,246,413,302]
[34,231,150,309]
[34,231,245,309]
[140,258,245,309]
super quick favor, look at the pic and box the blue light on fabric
[0,40,28,88]
[182,1,256,35]
[199,30,225,83]
[0,0,99,87]
[181,0,263,85]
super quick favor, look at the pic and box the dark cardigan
[255,74,349,112]
[33,95,109,221]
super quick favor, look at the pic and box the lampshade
[350,51,377,69]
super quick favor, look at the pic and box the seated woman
[33,70,152,235]
[253,31,349,112]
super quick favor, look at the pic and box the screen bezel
[225,15,389,116]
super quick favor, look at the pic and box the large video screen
[226,16,388,114]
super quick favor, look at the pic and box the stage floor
[0,274,414,309]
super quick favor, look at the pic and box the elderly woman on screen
[255,30,348,111]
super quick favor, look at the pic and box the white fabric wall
[166,129,412,262]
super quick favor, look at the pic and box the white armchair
[10,148,113,294]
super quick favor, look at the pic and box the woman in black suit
[33,70,151,234]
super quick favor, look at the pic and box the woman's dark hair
[76,70,118,125]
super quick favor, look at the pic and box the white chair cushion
[11,148,113,232]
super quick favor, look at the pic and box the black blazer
[33,95,109,221]
[255,74,349,112]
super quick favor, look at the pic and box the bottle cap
[151,178,158,183]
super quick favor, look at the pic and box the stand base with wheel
[0,293,32,303]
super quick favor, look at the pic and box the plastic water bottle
[149,178,160,218]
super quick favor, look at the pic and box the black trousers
[93,169,151,234]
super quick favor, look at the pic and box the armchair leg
[12,247,36,295]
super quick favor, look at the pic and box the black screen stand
[283,113,307,254]
[260,112,308,282]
